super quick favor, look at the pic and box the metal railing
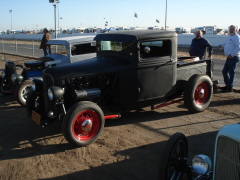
[0,39,42,57]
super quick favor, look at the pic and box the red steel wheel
[72,109,101,141]
[63,101,104,147]
[184,74,213,113]
[194,82,209,105]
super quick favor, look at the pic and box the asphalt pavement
[0,42,239,88]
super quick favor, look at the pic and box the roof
[47,35,96,46]
[94,30,177,42]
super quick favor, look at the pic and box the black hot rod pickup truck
[26,30,214,147]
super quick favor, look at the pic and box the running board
[151,97,183,110]
[104,114,121,119]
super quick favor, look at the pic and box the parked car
[158,123,240,180]
[26,30,215,147]
[0,57,34,95]
[0,35,96,106]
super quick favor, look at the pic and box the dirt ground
[0,53,240,180]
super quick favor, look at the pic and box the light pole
[165,0,167,30]
[53,3,57,38]
[49,0,59,39]
[9,10,12,33]
[56,0,60,34]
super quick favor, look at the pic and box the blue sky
[0,0,239,31]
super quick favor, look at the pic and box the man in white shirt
[219,25,240,92]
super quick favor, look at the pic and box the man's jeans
[43,48,50,56]
[222,56,239,87]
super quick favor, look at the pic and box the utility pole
[9,10,12,33]
[165,0,167,30]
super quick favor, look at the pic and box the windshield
[97,41,134,56]
[49,44,68,56]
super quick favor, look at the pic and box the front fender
[32,79,43,93]
[25,70,43,79]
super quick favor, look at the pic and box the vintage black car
[0,57,43,96]
[26,30,214,147]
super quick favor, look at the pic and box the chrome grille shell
[213,124,240,180]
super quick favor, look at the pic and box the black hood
[43,55,135,80]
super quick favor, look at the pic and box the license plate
[32,111,41,125]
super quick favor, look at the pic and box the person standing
[39,28,51,56]
[219,25,240,92]
[189,30,213,59]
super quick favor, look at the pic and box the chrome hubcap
[21,85,31,102]
[82,119,93,132]
[199,89,205,98]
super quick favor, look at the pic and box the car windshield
[97,41,134,56]
[49,44,68,56]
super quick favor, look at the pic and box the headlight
[48,86,64,101]
[0,70,5,78]
[11,74,24,83]
[48,88,54,100]
[192,154,212,175]
[11,74,17,83]
[31,81,36,91]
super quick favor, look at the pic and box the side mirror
[71,45,76,51]
[144,46,150,53]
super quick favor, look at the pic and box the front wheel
[15,80,32,106]
[158,133,188,180]
[62,102,105,147]
[184,74,213,113]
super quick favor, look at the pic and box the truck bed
[176,57,213,91]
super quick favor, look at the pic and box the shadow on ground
[40,131,217,180]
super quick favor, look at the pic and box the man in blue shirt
[189,30,213,59]
[219,25,240,92]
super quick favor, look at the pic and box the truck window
[71,43,96,56]
[97,41,134,56]
[140,40,171,58]
[49,44,68,56]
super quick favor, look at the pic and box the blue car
[1,35,96,106]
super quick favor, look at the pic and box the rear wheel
[158,132,188,180]
[62,102,105,147]
[15,80,32,106]
[184,74,212,113]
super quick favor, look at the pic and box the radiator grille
[43,73,54,92]
[215,136,240,180]
[42,72,56,112]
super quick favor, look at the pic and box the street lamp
[49,0,59,39]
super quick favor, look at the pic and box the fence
[0,39,239,88]
[0,39,42,57]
